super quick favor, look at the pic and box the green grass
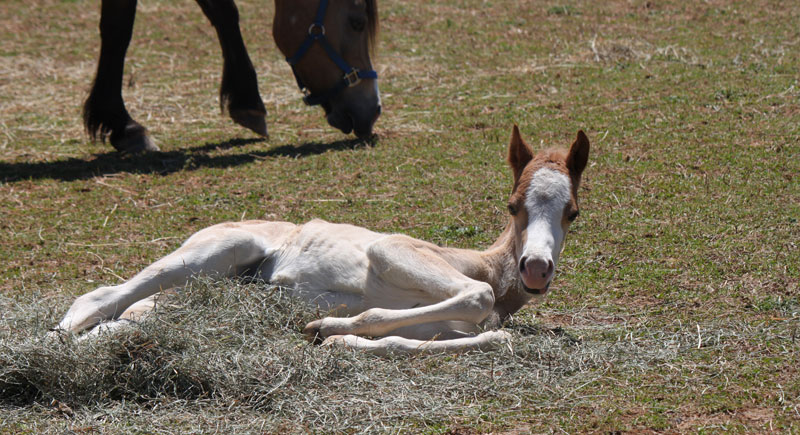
[1,0,799,432]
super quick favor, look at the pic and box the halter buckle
[308,23,325,36]
[344,69,361,87]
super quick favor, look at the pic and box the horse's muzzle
[327,103,381,139]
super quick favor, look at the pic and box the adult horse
[84,0,381,152]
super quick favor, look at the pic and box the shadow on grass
[506,322,583,345]
[1,136,376,183]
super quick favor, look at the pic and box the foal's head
[506,126,589,295]
[273,0,381,138]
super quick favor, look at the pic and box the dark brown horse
[84,0,381,153]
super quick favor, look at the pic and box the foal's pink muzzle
[519,255,554,293]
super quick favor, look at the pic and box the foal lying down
[54,126,590,355]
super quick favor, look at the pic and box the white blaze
[523,167,571,266]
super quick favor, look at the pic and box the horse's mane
[366,0,378,51]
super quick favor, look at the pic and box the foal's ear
[508,124,533,184]
[566,130,590,179]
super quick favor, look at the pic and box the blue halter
[285,0,378,106]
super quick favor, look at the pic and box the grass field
[1,0,799,432]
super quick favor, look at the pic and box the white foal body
[55,126,590,355]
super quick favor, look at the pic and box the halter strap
[285,0,378,106]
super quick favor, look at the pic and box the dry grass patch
[3,279,797,432]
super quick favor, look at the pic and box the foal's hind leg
[195,0,268,137]
[304,236,496,342]
[324,331,512,356]
[54,225,272,334]
[84,0,159,153]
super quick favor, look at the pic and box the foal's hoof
[321,335,346,346]
[231,109,268,138]
[302,320,324,344]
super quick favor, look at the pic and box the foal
[54,126,589,355]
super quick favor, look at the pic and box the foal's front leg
[303,236,496,342]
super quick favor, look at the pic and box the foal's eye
[350,16,366,32]
[507,203,518,216]
[567,211,580,222]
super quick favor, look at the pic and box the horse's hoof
[113,131,160,154]
[302,320,324,344]
[231,109,268,137]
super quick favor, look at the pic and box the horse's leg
[195,0,267,137]
[83,0,159,153]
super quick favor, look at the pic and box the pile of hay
[0,279,683,432]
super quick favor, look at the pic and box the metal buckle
[344,69,361,87]
[308,23,325,36]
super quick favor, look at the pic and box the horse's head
[506,126,589,296]
[274,0,381,138]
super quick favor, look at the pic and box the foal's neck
[480,222,523,293]
[436,221,529,319]
[480,221,533,322]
